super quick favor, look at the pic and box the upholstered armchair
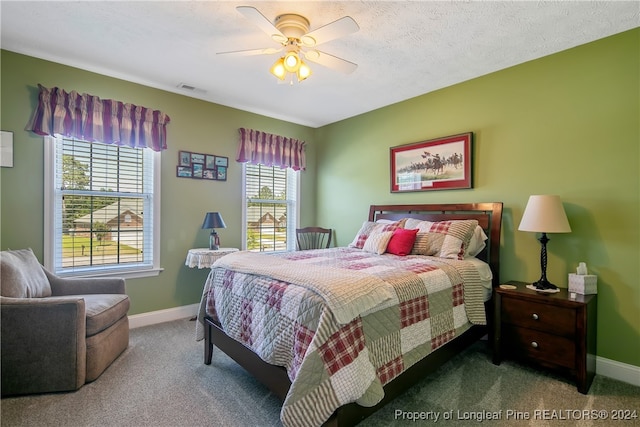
[1,249,130,396]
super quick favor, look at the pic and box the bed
[197,202,503,427]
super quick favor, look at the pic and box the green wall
[315,29,639,367]
[0,50,317,316]
[1,29,638,367]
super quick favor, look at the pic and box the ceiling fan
[218,6,359,82]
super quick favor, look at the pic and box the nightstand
[492,281,597,394]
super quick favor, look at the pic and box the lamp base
[209,230,220,251]
[532,278,558,290]
[532,232,557,290]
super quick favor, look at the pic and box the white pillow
[404,218,423,229]
[466,226,488,258]
[375,219,396,224]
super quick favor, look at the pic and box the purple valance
[236,128,306,171]
[26,84,170,151]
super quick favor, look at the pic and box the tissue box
[568,273,598,295]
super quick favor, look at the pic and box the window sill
[56,267,164,280]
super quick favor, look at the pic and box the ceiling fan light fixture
[283,51,301,72]
[297,61,312,81]
[270,55,312,83]
[269,57,286,80]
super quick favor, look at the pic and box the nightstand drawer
[503,325,576,369]
[502,297,576,337]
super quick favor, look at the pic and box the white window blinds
[244,163,298,252]
[46,136,158,276]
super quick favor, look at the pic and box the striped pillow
[362,230,394,255]
[407,219,479,260]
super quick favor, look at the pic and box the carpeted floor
[2,319,638,427]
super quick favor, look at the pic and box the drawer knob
[532,313,539,320]
[531,341,539,348]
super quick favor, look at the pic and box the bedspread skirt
[197,248,486,427]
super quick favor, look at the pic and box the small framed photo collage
[177,151,228,181]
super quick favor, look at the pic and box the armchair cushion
[45,293,129,337]
[83,294,130,336]
[0,249,51,298]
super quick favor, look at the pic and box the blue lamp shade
[202,212,226,250]
[202,212,226,230]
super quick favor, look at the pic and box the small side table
[493,281,597,394]
[185,247,239,269]
[185,248,239,321]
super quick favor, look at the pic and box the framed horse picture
[390,132,473,192]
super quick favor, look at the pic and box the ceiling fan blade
[217,47,282,56]
[236,6,287,43]
[304,50,358,74]
[301,16,359,47]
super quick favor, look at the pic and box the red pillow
[386,228,418,256]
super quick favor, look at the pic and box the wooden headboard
[368,203,503,287]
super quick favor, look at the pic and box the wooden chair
[296,227,332,250]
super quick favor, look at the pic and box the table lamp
[518,195,571,290]
[202,212,226,250]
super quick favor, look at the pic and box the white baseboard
[597,356,640,387]
[128,303,199,329]
[127,304,640,388]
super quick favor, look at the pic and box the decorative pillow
[466,226,489,258]
[362,230,394,255]
[386,228,418,256]
[0,248,51,298]
[348,219,405,249]
[408,219,479,260]
[411,232,440,256]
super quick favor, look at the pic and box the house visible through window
[243,163,298,252]
[45,136,160,277]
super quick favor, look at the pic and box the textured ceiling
[1,1,638,127]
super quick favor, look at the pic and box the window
[45,136,161,278]
[243,163,299,252]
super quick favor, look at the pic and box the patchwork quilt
[197,247,487,427]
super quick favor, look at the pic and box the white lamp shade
[518,195,571,233]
